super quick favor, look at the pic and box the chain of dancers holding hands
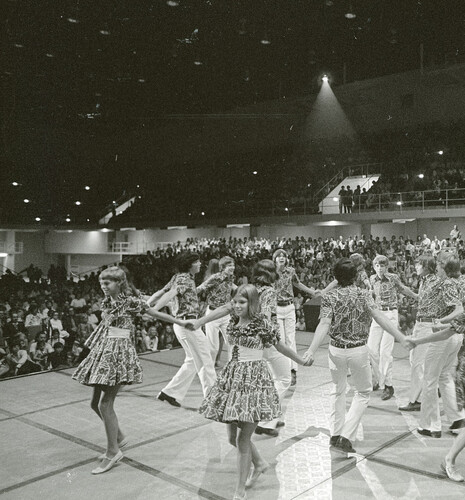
[71,243,465,498]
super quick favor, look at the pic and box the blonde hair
[99,266,130,293]
[233,284,261,319]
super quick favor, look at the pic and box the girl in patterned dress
[73,267,193,475]
[198,284,309,500]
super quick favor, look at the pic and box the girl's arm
[303,317,331,364]
[275,341,309,366]
[192,303,233,330]
[320,279,337,295]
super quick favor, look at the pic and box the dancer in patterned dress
[197,284,310,500]
[72,267,192,475]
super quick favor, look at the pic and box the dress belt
[380,306,397,311]
[232,345,264,362]
[108,327,131,339]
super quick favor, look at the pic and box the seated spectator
[85,307,99,330]
[7,341,41,375]
[144,325,159,352]
[3,311,26,348]
[0,348,12,378]
[30,335,53,370]
[25,304,43,328]
[50,329,66,349]
[49,311,70,340]
[71,340,83,364]
[70,293,86,313]
[48,342,68,369]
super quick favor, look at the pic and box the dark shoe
[417,428,441,438]
[372,383,379,391]
[399,401,421,411]
[333,436,357,454]
[157,391,181,407]
[381,385,394,401]
[276,421,285,428]
[254,426,279,437]
[450,419,465,431]
[329,435,340,446]
[291,370,297,386]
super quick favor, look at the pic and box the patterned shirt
[320,285,376,347]
[370,272,403,308]
[197,271,234,309]
[256,284,278,322]
[417,274,457,319]
[355,268,369,289]
[163,273,200,318]
[434,277,461,319]
[275,266,299,302]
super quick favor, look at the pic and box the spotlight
[66,217,71,222]
[201,211,205,216]
[12,182,19,186]
[333,197,339,202]
[396,201,402,206]
[253,171,258,175]
[345,12,356,19]
[35,217,41,221]
[418,174,424,179]
[85,185,90,190]
[322,75,329,83]
[438,150,444,155]
[75,201,81,205]
[24,199,30,203]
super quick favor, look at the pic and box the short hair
[415,255,436,274]
[442,255,461,278]
[219,256,234,270]
[272,249,288,262]
[252,260,277,285]
[350,253,365,268]
[233,284,261,318]
[373,255,388,266]
[99,266,130,293]
[176,252,200,273]
[53,342,64,349]
[333,258,357,287]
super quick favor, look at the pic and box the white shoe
[245,463,269,488]
[441,460,464,482]
[98,438,128,460]
[92,450,123,474]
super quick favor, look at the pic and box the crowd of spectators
[1,228,464,380]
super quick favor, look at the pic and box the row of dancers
[71,249,465,499]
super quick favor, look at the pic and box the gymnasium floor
[1,332,464,500]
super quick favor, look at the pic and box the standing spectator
[345,186,353,213]
[338,186,346,214]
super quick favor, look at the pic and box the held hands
[180,320,195,330]
[302,350,315,367]
[403,338,416,350]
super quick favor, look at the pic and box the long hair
[233,284,261,319]
[252,259,277,286]
[99,266,130,294]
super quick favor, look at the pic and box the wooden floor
[1,332,464,500]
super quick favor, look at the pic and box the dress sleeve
[258,317,281,347]
[125,296,149,315]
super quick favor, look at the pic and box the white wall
[15,231,58,274]
[44,230,109,254]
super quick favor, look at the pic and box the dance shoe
[98,438,128,460]
[329,435,340,446]
[157,391,181,407]
[276,421,285,428]
[232,493,247,500]
[91,450,123,475]
[441,460,464,482]
[381,385,394,401]
[254,426,279,437]
[372,383,380,391]
[417,428,441,438]
[449,418,465,431]
[245,463,270,488]
[331,436,357,455]
[398,401,421,412]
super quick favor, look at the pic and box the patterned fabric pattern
[165,272,200,318]
[256,284,278,321]
[433,277,461,319]
[197,271,234,308]
[320,285,376,347]
[456,341,465,410]
[72,293,148,386]
[199,315,281,423]
[275,266,298,301]
[370,272,403,308]
[416,275,443,318]
[355,268,369,289]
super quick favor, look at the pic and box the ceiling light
[14,43,24,48]
[45,53,54,58]
[24,199,30,203]
[345,12,356,19]
[201,212,205,216]
[67,18,79,23]
[166,0,179,6]
[322,75,329,83]
[75,201,81,205]
[12,182,19,186]
[260,39,271,45]
[66,217,71,222]
[438,150,444,155]
[85,185,90,190]
[99,30,110,35]
[418,174,424,179]
[194,61,202,66]
[253,171,258,175]
[35,217,41,221]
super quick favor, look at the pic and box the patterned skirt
[199,358,281,423]
[72,333,142,386]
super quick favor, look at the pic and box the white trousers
[259,346,291,429]
[419,333,465,432]
[205,307,230,363]
[277,303,297,371]
[162,325,216,402]
[367,309,397,388]
[329,344,372,442]
[408,321,433,403]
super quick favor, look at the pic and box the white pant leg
[259,346,291,429]
[439,334,465,425]
[277,303,297,371]
[329,346,349,437]
[162,325,216,401]
[341,346,372,442]
[408,322,432,403]
[367,320,383,386]
[205,309,231,362]
[379,310,397,387]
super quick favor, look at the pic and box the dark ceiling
[1,0,465,225]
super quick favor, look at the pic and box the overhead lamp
[66,217,71,222]
[201,212,205,216]
[253,171,258,175]
[24,199,30,203]
[322,75,329,83]
[345,12,356,19]
[12,182,19,186]
[99,29,110,35]
[85,185,90,190]
[67,18,79,23]
[45,53,54,58]
[438,150,444,155]
[75,201,81,205]
[260,39,271,45]
[166,0,179,6]
[35,217,41,222]
[418,174,424,179]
